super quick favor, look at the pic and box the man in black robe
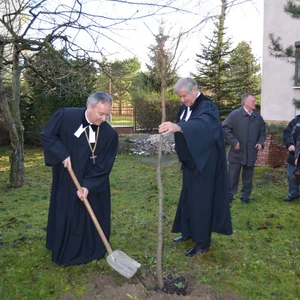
[158,77,232,257]
[40,91,118,266]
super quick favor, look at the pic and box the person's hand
[158,122,182,135]
[288,145,295,152]
[234,142,240,150]
[255,143,262,150]
[77,187,89,201]
[62,156,71,170]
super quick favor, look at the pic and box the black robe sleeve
[177,99,223,173]
[40,108,70,166]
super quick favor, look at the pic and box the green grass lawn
[109,114,134,126]
[0,146,299,299]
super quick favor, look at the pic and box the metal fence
[109,105,135,133]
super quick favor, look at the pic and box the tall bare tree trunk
[156,41,167,289]
[156,132,164,289]
[0,40,24,187]
[10,44,25,187]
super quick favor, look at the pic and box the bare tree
[146,24,181,289]
[0,0,207,187]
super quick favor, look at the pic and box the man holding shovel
[41,92,118,266]
[158,77,232,257]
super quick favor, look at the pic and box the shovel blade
[106,250,141,279]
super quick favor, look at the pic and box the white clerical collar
[180,106,192,121]
[74,111,96,142]
[179,92,200,121]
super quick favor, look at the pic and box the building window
[295,41,300,87]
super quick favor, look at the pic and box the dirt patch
[59,271,241,300]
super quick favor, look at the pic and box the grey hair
[173,77,198,94]
[241,93,255,105]
[86,92,112,107]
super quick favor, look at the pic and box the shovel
[68,167,141,279]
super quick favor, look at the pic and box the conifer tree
[227,41,261,108]
[192,0,233,119]
[145,25,178,93]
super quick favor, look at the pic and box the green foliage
[97,57,141,105]
[293,98,300,109]
[193,3,261,120]
[145,24,179,93]
[134,93,180,131]
[284,0,300,19]
[227,41,261,104]
[269,1,300,60]
[22,49,98,144]
[269,1,300,105]
[266,122,287,146]
[269,33,296,61]
[1,146,300,300]
[192,4,234,119]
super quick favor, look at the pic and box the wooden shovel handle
[67,167,113,254]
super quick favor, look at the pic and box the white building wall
[261,0,300,122]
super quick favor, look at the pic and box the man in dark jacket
[158,77,232,257]
[282,115,300,201]
[222,94,266,204]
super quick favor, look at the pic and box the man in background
[222,93,266,204]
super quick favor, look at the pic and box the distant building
[261,0,300,122]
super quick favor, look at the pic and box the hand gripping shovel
[68,167,141,278]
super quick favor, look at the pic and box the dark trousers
[228,162,254,201]
[286,162,300,198]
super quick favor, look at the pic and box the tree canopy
[0,0,204,187]
[192,0,261,119]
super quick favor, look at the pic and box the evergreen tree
[192,0,233,119]
[227,41,261,109]
[145,25,179,93]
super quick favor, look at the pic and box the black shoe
[283,195,300,201]
[185,246,209,257]
[173,236,191,243]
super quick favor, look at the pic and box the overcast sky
[61,0,263,77]
[103,0,263,76]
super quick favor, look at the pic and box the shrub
[134,93,181,132]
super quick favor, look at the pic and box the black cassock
[173,94,232,245]
[40,108,118,266]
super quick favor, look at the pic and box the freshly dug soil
[59,271,241,300]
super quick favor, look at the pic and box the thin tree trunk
[0,83,24,187]
[0,40,24,187]
[156,60,167,289]
[156,133,164,289]
[10,44,25,187]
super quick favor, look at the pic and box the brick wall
[255,134,287,167]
